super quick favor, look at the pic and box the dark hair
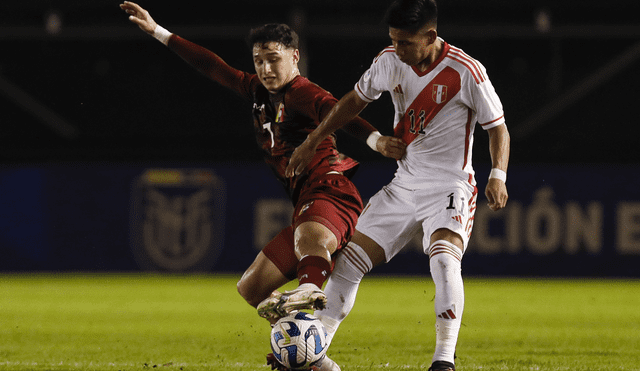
[385,0,438,32]
[247,23,299,49]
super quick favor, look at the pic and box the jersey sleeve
[167,35,258,100]
[468,63,505,130]
[354,48,393,103]
[289,80,377,142]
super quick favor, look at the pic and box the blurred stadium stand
[1,0,639,164]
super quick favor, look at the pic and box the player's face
[389,27,434,67]
[253,42,300,93]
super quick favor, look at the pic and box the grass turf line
[0,274,638,370]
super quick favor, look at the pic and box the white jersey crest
[355,39,505,188]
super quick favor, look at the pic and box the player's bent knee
[236,270,266,307]
[294,221,338,259]
[236,276,257,306]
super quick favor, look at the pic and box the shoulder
[286,76,335,103]
[290,76,331,94]
[373,45,397,64]
[284,76,337,117]
[444,43,488,85]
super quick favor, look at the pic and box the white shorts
[356,179,477,261]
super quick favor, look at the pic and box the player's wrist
[489,168,507,183]
[152,24,172,46]
[305,131,325,149]
[366,131,382,152]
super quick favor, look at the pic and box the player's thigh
[294,174,362,253]
[419,183,477,253]
[356,183,421,262]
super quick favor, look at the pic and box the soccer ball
[270,312,328,370]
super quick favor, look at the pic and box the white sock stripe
[352,243,374,271]
[343,242,373,273]
[428,240,463,261]
[342,248,369,275]
[430,247,462,262]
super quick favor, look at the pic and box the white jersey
[355,38,505,188]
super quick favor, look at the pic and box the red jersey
[167,35,376,204]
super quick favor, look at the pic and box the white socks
[315,241,373,346]
[317,238,463,366]
[429,240,464,365]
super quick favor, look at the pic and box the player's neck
[268,71,301,94]
[415,39,443,72]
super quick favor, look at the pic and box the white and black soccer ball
[270,312,328,370]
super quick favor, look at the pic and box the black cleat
[428,360,455,371]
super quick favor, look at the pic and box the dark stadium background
[1,0,639,275]
[2,0,639,163]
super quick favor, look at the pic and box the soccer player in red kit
[120,3,406,369]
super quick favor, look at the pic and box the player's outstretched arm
[485,124,510,211]
[286,90,368,177]
[120,1,157,35]
[120,1,248,97]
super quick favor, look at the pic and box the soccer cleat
[428,360,455,371]
[258,283,327,321]
[258,291,288,321]
[311,355,341,371]
[280,283,327,313]
[267,353,340,371]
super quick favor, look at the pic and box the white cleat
[311,355,341,371]
[280,283,327,313]
[257,291,286,322]
[257,283,327,321]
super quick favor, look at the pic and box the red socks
[297,255,332,288]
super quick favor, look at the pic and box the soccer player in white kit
[286,0,510,370]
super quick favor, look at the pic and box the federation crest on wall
[130,169,226,272]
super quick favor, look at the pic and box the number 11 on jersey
[408,109,427,135]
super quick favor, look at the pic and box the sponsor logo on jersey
[275,102,285,123]
[363,69,372,83]
[298,201,314,216]
[253,103,267,124]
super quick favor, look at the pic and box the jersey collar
[411,38,450,77]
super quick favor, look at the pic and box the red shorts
[263,173,363,280]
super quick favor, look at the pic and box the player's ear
[427,28,438,44]
[292,49,300,63]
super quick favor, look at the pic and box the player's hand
[286,139,317,177]
[485,178,508,211]
[376,136,407,160]
[120,1,157,35]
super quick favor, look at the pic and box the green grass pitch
[1,274,639,370]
